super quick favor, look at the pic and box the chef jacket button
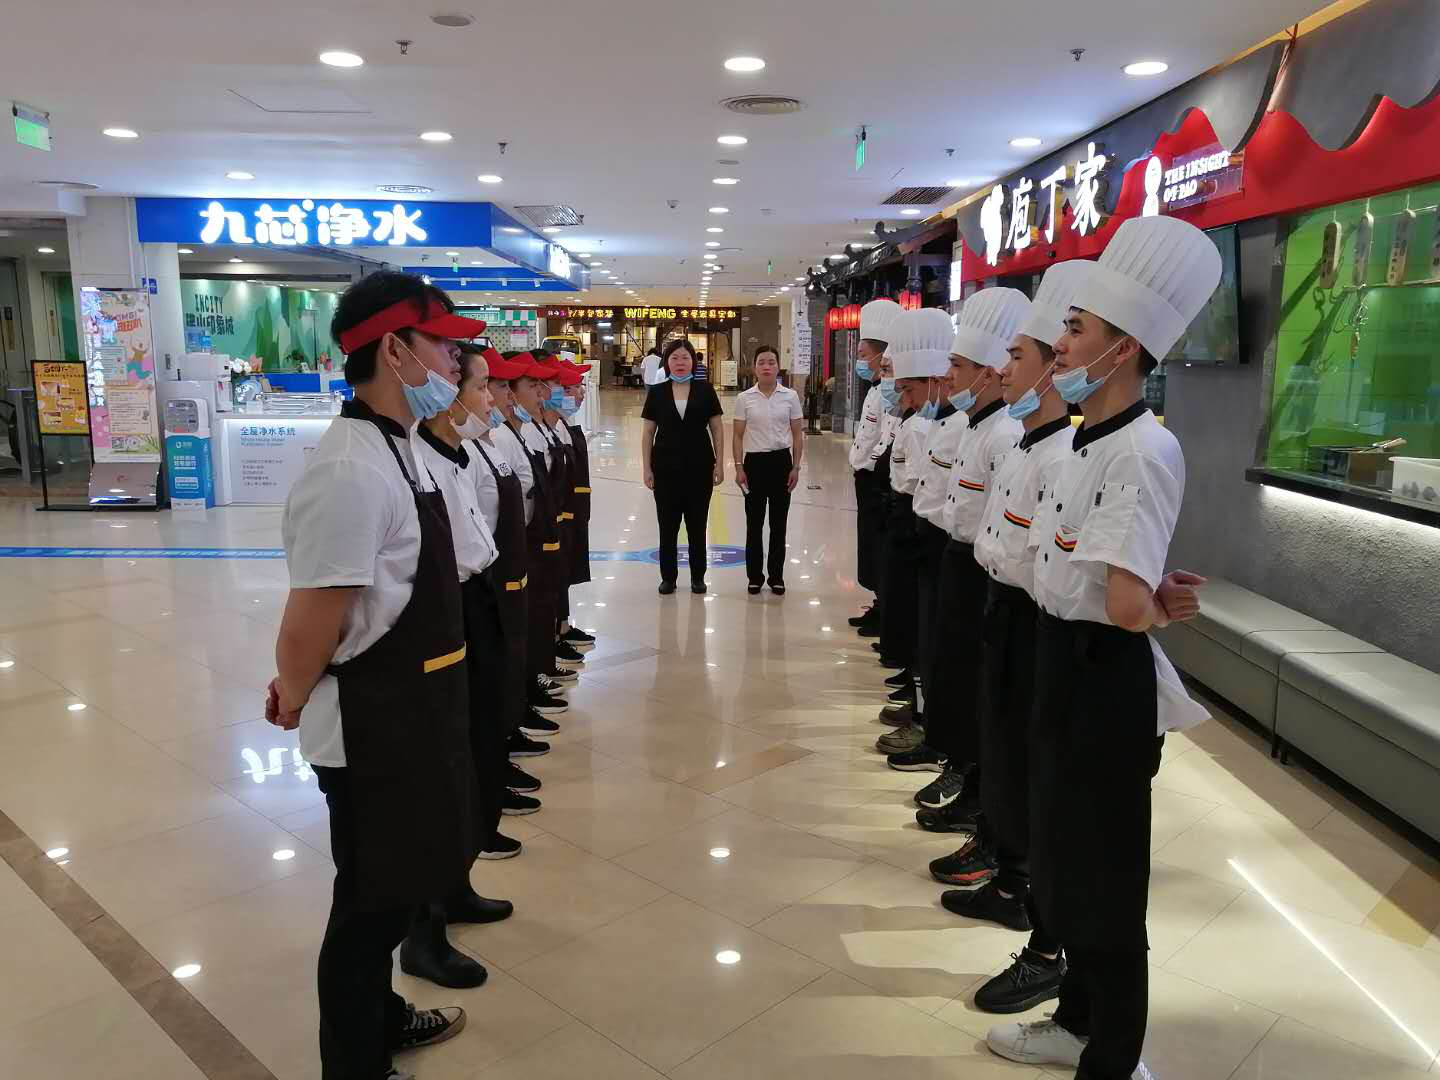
[1081,448,1088,457]
[1056,503,1063,511]
[1006,489,1010,496]
[1043,553,1049,561]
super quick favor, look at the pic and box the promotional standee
[81,289,163,508]
[163,398,214,510]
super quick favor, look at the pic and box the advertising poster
[82,290,162,462]
[218,418,333,505]
[32,361,90,435]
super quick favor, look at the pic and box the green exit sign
[13,102,51,151]
[854,126,867,172]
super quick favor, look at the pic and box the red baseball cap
[548,364,583,387]
[337,296,486,355]
[483,350,530,380]
[555,355,593,374]
[507,352,555,380]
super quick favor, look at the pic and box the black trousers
[743,448,793,586]
[653,469,714,585]
[853,468,888,593]
[913,518,951,717]
[925,540,989,765]
[525,551,561,684]
[463,573,506,845]
[879,493,920,667]
[1053,948,1150,1080]
[314,765,412,1080]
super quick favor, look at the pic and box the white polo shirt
[414,427,499,580]
[1030,403,1207,734]
[943,400,1023,544]
[467,436,511,534]
[489,422,534,524]
[849,383,885,472]
[281,408,437,768]
[520,417,553,467]
[910,405,962,528]
[734,383,802,454]
[974,415,1074,596]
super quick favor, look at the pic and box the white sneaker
[986,1017,1087,1066]
[1133,1063,1157,1080]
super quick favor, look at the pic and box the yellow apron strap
[423,644,466,674]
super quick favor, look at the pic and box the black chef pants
[1053,949,1149,1080]
[653,468,713,586]
[913,518,951,717]
[924,540,988,765]
[743,448,793,587]
[879,493,920,668]
[314,765,413,1080]
[463,572,506,845]
[526,550,561,684]
[853,467,888,594]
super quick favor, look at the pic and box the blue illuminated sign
[135,198,494,249]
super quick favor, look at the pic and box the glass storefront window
[1263,183,1440,518]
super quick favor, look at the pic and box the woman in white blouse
[732,345,804,594]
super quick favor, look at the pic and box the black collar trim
[341,398,408,439]
[935,402,957,422]
[967,397,1005,429]
[417,423,468,467]
[1072,400,1148,452]
[1020,415,1073,451]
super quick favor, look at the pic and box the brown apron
[536,419,575,619]
[566,421,592,585]
[471,436,528,737]
[517,418,562,682]
[326,421,474,911]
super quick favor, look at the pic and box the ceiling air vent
[513,204,584,228]
[882,186,952,206]
[721,95,805,116]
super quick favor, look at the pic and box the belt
[505,574,528,591]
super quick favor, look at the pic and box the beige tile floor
[1,388,1438,1079]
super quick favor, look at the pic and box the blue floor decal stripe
[0,544,749,565]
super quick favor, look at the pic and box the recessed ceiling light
[471,260,484,265]
[66,702,87,711]
[499,226,523,234]
[1010,136,1042,148]
[705,242,721,248]
[717,134,748,146]
[172,963,203,979]
[319,50,364,67]
[420,131,453,142]
[377,184,433,195]
[945,178,974,188]
[707,227,724,234]
[225,170,256,181]
[591,261,605,266]
[900,208,922,216]
[780,285,791,291]
[716,950,742,964]
[36,246,55,254]
[577,252,593,257]
[703,253,718,260]
[272,849,296,861]
[45,846,67,858]
[1124,59,1169,76]
[543,226,562,233]
[177,247,194,255]
[103,127,138,139]
[229,257,243,263]
[709,207,730,214]
[614,281,626,285]
[712,177,739,185]
[724,56,765,72]
[476,174,503,183]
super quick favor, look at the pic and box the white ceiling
[0,0,1328,307]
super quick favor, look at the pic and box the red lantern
[844,303,861,330]
[826,307,842,330]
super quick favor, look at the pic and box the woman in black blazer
[641,339,725,594]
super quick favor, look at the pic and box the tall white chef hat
[1016,260,1093,348]
[949,287,1031,370]
[858,298,903,346]
[888,307,955,378]
[1069,216,1221,359]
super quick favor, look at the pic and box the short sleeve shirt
[890,411,932,495]
[414,426,499,580]
[911,405,964,528]
[281,405,436,768]
[943,400,1023,543]
[467,436,511,534]
[734,384,803,454]
[973,416,1074,596]
[849,383,885,472]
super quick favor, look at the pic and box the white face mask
[452,408,487,439]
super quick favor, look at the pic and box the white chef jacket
[849,383,885,471]
[1030,403,1208,733]
[974,415,1074,596]
[734,384,803,453]
[943,399,1023,543]
[890,411,932,495]
[911,404,965,529]
[281,408,437,769]
[488,422,534,524]
[414,426,499,580]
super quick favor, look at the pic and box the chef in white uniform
[940,262,1091,1016]
[985,216,1215,1080]
[891,290,1030,825]
[849,299,904,632]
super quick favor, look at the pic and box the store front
[541,304,742,388]
[942,0,1440,666]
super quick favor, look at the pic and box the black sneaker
[659,581,677,595]
[555,642,586,668]
[878,702,914,727]
[888,743,947,773]
[561,627,596,650]
[546,667,579,684]
[476,832,522,860]
[508,732,550,758]
[887,684,915,704]
[536,674,571,695]
[929,836,998,886]
[884,669,912,689]
[769,583,786,595]
[528,692,569,716]
[748,584,762,595]
[506,762,541,793]
[916,800,982,833]
[691,580,708,594]
[520,710,560,735]
[857,623,881,638]
[501,789,541,816]
[391,1003,466,1052]
[975,949,1066,1014]
[848,610,872,627]
[940,880,1033,932]
[915,766,967,809]
[878,655,905,670]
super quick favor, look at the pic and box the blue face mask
[918,398,938,421]
[558,395,581,418]
[513,403,533,424]
[948,371,985,414]
[488,407,505,430]
[670,371,694,383]
[544,386,566,411]
[394,342,457,420]
[1007,363,1055,421]
[879,378,900,410]
[1054,339,1123,404]
[855,360,874,382]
